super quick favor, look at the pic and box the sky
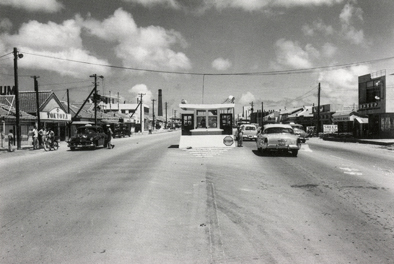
[1,0,394,116]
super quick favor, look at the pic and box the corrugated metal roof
[0,102,36,119]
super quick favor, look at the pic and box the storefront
[39,106,71,141]
[0,100,36,148]
[358,70,394,138]
[332,111,356,136]
[17,91,71,141]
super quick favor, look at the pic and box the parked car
[241,124,258,141]
[114,124,131,138]
[256,124,301,157]
[68,125,107,150]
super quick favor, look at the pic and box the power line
[23,51,394,77]
[0,52,12,59]
[40,80,91,87]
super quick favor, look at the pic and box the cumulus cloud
[122,0,180,9]
[0,18,109,78]
[83,8,191,71]
[128,84,153,103]
[318,65,370,105]
[239,91,256,106]
[0,18,12,32]
[301,1,366,46]
[339,1,365,45]
[3,19,83,52]
[0,0,63,13]
[212,58,232,71]
[197,0,345,12]
[321,43,337,57]
[122,0,345,12]
[302,19,334,36]
[272,39,318,69]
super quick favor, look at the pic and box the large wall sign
[40,107,71,121]
[0,86,15,95]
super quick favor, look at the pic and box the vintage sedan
[241,124,258,141]
[256,124,301,157]
[68,125,107,150]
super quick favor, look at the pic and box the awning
[355,117,368,124]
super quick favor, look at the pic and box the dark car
[113,124,132,138]
[68,125,107,150]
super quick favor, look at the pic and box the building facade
[358,70,394,138]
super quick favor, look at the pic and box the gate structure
[179,103,235,148]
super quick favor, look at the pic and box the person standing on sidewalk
[32,125,38,149]
[235,126,243,147]
[106,125,114,149]
[8,129,14,152]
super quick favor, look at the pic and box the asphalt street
[0,132,393,263]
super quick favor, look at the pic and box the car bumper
[259,143,300,150]
[243,135,257,140]
[68,142,95,148]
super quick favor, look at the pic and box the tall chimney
[158,89,163,116]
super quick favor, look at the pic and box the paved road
[0,133,393,263]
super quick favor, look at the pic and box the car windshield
[264,127,293,134]
[244,126,256,131]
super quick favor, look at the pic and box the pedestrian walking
[32,125,38,149]
[8,129,14,152]
[106,125,114,149]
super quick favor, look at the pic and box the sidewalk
[322,136,394,146]
[0,128,175,153]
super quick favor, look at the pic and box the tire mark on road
[207,183,226,263]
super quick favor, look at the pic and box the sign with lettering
[0,86,15,95]
[323,124,338,134]
[40,107,71,121]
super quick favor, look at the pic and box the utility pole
[250,101,254,122]
[202,74,205,103]
[90,74,103,126]
[138,93,145,132]
[13,47,23,150]
[317,83,321,135]
[152,99,156,131]
[117,92,120,113]
[165,102,168,129]
[67,89,71,140]
[90,74,98,126]
[261,102,264,127]
[31,76,40,130]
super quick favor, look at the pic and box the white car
[256,124,301,157]
[241,124,258,141]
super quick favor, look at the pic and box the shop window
[197,116,206,128]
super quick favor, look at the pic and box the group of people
[31,126,55,150]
